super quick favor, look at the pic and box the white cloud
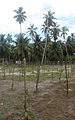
[69,25,75,34]
[49,0,75,16]
[0,0,75,35]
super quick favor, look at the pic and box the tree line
[0,7,75,64]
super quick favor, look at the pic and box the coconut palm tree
[61,26,69,40]
[6,34,12,63]
[0,34,10,79]
[66,36,74,55]
[6,34,12,43]
[66,35,75,65]
[61,26,69,58]
[0,34,9,62]
[27,24,37,42]
[14,33,29,61]
[33,33,42,62]
[51,23,64,64]
[61,26,69,94]
[41,10,56,65]
[43,10,56,28]
[51,23,60,42]
[14,7,27,33]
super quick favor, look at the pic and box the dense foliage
[0,7,75,64]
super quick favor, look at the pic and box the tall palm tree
[51,23,60,42]
[61,26,69,59]
[14,7,27,33]
[61,26,69,40]
[6,34,12,43]
[27,24,37,42]
[61,26,69,94]
[41,10,56,65]
[43,10,56,28]
[51,23,64,64]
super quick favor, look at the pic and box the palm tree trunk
[65,44,69,61]
[59,43,63,65]
[9,54,10,64]
[41,35,47,65]
[20,23,22,33]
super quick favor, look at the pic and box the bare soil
[0,79,75,120]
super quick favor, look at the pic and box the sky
[0,0,75,36]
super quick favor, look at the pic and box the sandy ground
[0,78,75,120]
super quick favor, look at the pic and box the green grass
[0,64,75,84]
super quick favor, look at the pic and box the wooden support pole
[24,58,27,111]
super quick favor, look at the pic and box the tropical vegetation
[0,7,75,64]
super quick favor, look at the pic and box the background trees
[0,8,75,64]
[33,34,42,63]
[13,33,29,61]
[27,24,37,42]
[41,10,56,65]
[0,34,10,63]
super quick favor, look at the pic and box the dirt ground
[0,79,75,120]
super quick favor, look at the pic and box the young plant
[3,63,5,80]
[24,58,31,120]
[11,65,15,90]
[59,67,63,82]
[36,63,40,92]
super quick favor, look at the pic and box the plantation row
[0,63,75,90]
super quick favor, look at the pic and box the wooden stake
[24,58,27,111]
[36,63,40,92]
[65,58,68,94]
